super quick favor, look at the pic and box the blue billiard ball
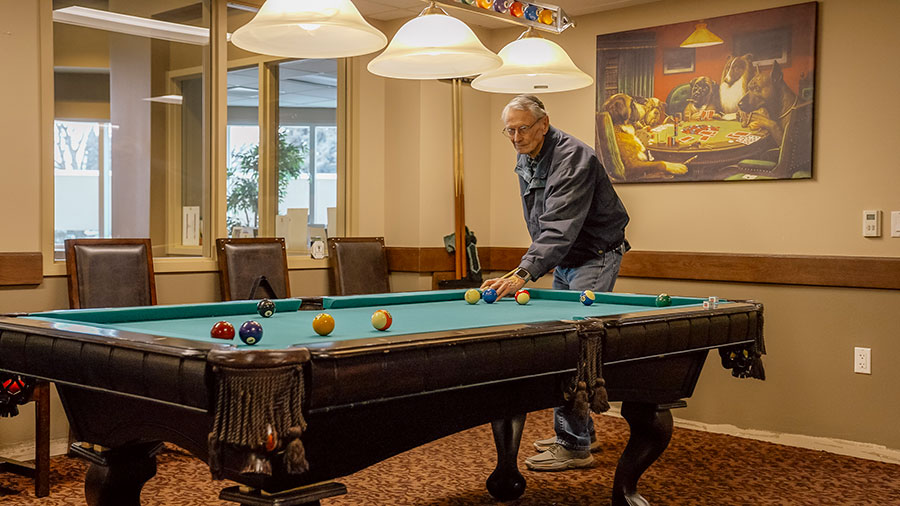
[482,288,499,304]
[580,290,596,306]
[257,298,276,318]
[239,320,263,345]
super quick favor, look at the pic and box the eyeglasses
[501,118,541,139]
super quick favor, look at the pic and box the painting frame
[595,3,817,184]
[662,48,695,74]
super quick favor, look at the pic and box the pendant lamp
[471,28,592,93]
[230,0,387,58]
[680,22,723,48]
[367,2,501,80]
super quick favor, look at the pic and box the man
[481,95,630,472]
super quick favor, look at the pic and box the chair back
[65,238,156,309]
[772,101,813,178]
[216,237,290,300]
[595,111,626,181]
[327,237,390,295]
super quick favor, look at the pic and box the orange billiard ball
[312,313,335,336]
[371,309,392,331]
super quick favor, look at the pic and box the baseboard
[0,437,69,462]
[603,406,900,465]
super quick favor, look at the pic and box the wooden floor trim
[0,252,43,286]
[386,247,900,290]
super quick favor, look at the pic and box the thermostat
[862,210,881,237]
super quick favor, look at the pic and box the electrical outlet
[854,347,871,374]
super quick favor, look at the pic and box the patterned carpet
[2,409,899,505]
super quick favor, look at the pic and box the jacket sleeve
[518,147,597,279]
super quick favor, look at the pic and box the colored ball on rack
[312,313,335,336]
[257,298,276,318]
[580,290,596,306]
[477,0,493,9]
[493,0,509,13]
[510,1,524,17]
[210,320,236,340]
[482,288,498,304]
[523,4,539,21]
[515,289,530,305]
[465,288,481,304]
[656,293,672,307]
[238,320,263,345]
[371,309,393,331]
[538,8,554,24]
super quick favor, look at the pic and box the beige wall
[2,0,900,456]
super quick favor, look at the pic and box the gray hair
[502,95,547,122]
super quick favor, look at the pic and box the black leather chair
[0,377,50,497]
[327,237,390,295]
[216,237,291,300]
[65,238,157,308]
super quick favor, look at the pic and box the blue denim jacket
[515,126,629,279]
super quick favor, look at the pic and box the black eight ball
[257,299,276,318]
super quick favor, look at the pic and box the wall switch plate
[891,211,900,238]
[854,347,871,374]
[863,210,881,237]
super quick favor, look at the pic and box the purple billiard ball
[482,288,498,304]
[239,320,263,345]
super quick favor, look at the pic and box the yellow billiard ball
[464,288,481,304]
[312,313,335,336]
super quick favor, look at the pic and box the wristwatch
[513,267,531,282]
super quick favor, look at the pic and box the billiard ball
[312,313,335,336]
[464,288,481,305]
[655,293,672,307]
[515,289,530,305]
[580,290,595,306]
[257,298,276,318]
[210,320,235,340]
[238,320,263,345]
[482,288,498,304]
[371,309,392,331]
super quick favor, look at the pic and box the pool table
[0,289,764,506]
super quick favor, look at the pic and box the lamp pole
[451,77,467,279]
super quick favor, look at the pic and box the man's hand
[480,276,526,301]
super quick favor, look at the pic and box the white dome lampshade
[230,0,387,58]
[471,29,592,94]
[367,4,501,80]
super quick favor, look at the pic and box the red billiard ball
[210,321,235,340]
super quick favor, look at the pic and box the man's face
[503,108,548,157]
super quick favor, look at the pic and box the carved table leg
[486,414,527,501]
[611,402,675,506]
[74,441,164,506]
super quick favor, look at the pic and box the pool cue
[683,155,698,164]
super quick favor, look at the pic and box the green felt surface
[27,290,710,350]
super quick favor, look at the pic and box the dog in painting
[719,54,756,123]
[738,61,798,142]
[683,76,720,121]
[602,93,687,179]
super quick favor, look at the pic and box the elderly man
[481,95,630,471]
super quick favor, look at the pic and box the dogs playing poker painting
[595,3,816,183]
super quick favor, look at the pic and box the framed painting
[594,2,817,183]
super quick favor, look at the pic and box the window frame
[40,0,352,276]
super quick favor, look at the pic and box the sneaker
[533,436,602,453]
[525,443,594,472]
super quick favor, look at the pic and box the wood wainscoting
[0,252,42,286]
[386,247,900,290]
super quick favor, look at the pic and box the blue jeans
[549,243,627,451]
